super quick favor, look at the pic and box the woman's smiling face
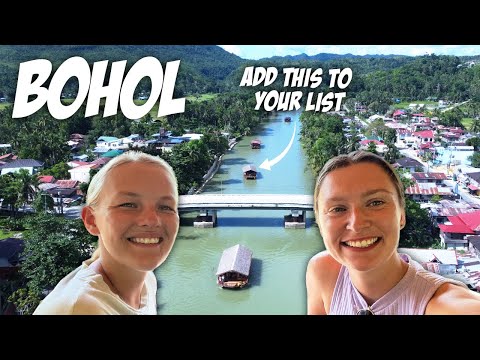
[316,162,405,272]
[83,161,179,273]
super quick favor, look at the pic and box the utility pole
[57,191,63,215]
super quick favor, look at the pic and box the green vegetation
[0,45,245,99]
[186,93,218,102]
[0,102,11,110]
[393,100,438,109]
[0,88,264,196]
[2,47,480,118]
[0,229,16,239]
[6,213,97,314]
[461,117,474,129]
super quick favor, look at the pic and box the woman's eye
[119,203,136,208]
[329,207,346,213]
[159,205,176,212]
[368,200,384,207]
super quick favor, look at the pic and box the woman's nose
[137,207,161,227]
[346,207,371,232]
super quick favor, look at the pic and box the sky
[219,45,480,60]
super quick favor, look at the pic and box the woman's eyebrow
[113,192,176,201]
[115,192,140,198]
[362,189,394,197]
[323,189,393,203]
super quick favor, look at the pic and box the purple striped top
[329,255,467,315]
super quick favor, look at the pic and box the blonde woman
[34,151,179,315]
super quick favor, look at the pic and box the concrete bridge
[178,194,314,228]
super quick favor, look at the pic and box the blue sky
[219,45,480,60]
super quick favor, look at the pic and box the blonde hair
[86,150,178,208]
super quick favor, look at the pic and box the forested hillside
[226,54,480,109]
[2,46,480,125]
[0,45,245,98]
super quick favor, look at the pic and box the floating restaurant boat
[250,139,261,149]
[216,244,253,289]
[242,164,257,180]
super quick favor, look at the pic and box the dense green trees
[469,152,480,168]
[466,137,480,150]
[9,213,96,314]
[40,162,70,180]
[0,108,70,167]
[439,107,464,127]
[0,173,21,213]
[400,198,438,248]
[0,45,244,99]
[0,169,39,214]
[167,92,265,138]
[300,112,349,173]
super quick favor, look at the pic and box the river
[156,111,325,314]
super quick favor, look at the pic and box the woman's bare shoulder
[308,251,341,271]
[307,251,342,286]
[306,251,342,314]
[426,283,480,315]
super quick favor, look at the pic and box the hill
[0,45,245,98]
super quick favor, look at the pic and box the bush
[0,217,25,231]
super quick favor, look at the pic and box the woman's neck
[91,257,147,309]
[349,253,409,305]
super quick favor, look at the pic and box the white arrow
[259,122,297,171]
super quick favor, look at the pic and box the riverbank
[191,137,239,194]
[158,111,321,315]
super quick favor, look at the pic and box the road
[443,179,480,206]
[441,100,471,113]
[63,205,83,219]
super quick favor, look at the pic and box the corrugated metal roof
[395,157,423,168]
[439,216,475,234]
[216,244,252,276]
[412,172,447,181]
[405,183,452,195]
[458,210,480,232]
[242,165,256,173]
[0,159,44,169]
[55,180,79,188]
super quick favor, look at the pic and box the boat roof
[216,244,253,276]
[242,164,257,172]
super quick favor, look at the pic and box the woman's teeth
[344,237,379,248]
[128,237,161,244]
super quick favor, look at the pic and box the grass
[186,93,218,102]
[0,102,12,110]
[0,229,17,240]
[461,117,473,129]
[393,100,438,109]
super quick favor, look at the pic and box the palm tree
[470,118,480,134]
[14,169,39,211]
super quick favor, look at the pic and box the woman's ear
[400,211,406,229]
[316,219,323,237]
[81,206,100,236]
